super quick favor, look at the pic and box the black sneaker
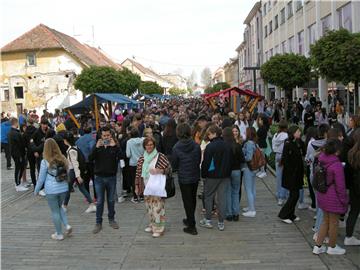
[183,227,198,235]
[182,218,189,227]
[226,216,233,221]
[233,215,239,221]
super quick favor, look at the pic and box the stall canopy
[204,87,264,100]
[65,93,138,114]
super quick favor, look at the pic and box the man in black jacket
[172,123,201,235]
[23,118,37,187]
[89,126,122,234]
[200,125,232,231]
[8,118,28,192]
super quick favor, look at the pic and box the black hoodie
[172,139,201,184]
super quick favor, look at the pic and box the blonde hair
[43,138,68,169]
[143,128,153,137]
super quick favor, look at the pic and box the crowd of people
[1,94,359,256]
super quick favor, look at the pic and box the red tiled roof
[1,24,120,69]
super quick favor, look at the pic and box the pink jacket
[316,153,348,214]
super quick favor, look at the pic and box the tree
[74,66,141,96]
[310,29,360,111]
[139,81,164,95]
[260,53,311,99]
[118,67,141,96]
[213,82,231,92]
[187,70,197,89]
[168,87,187,96]
[201,67,212,88]
[74,66,122,95]
[204,86,215,94]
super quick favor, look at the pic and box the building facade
[0,24,120,115]
[224,57,239,87]
[262,0,360,107]
[212,67,225,85]
[161,73,187,90]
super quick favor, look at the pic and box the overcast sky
[1,0,257,82]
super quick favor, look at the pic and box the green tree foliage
[118,68,141,96]
[213,82,231,92]
[139,81,164,95]
[168,87,187,96]
[74,66,141,95]
[260,53,311,93]
[310,29,360,85]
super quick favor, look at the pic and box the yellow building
[0,24,120,115]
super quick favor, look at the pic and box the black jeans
[278,189,299,221]
[179,182,199,228]
[13,155,26,186]
[27,154,37,187]
[346,189,360,237]
[129,166,137,199]
[2,143,11,167]
[306,165,316,209]
[83,162,96,199]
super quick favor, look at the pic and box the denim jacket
[34,159,68,195]
[242,140,256,169]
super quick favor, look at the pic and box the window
[265,51,268,62]
[298,31,304,55]
[263,3,267,16]
[321,15,331,35]
[338,3,352,32]
[270,48,273,58]
[280,8,286,24]
[288,2,293,19]
[275,45,279,55]
[274,15,279,29]
[264,25,268,37]
[26,53,36,66]
[308,23,316,45]
[296,0,303,11]
[4,89,9,101]
[14,86,24,99]
[268,1,272,12]
[288,36,295,53]
[269,21,273,34]
[282,41,287,53]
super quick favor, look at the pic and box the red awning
[204,87,263,100]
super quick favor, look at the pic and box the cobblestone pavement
[1,156,359,270]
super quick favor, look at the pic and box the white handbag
[144,174,167,197]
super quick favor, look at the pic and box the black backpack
[69,146,88,177]
[312,157,334,193]
[48,163,68,182]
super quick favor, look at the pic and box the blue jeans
[243,168,256,212]
[226,170,241,216]
[94,175,116,224]
[275,153,288,200]
[46,192,69,235]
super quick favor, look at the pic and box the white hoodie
[272,132,288,154]
[235,120,248,141]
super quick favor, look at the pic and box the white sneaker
[255,171,262,177]
[51,233,64,241]
[327,245,346,255]
[281,219,293,224]
[294,216,300,222]
[344,236,360,246]
[62,205,67,213]
[257,172,267,178]
[242,211,256,218]
[144,227,152,233]
[199,218,213,229]
[298,203,308,210]
[313,233,329,243]
[39,189,46,196]
[85,203,96,213]
[242,207,249,212]
[16,185,29,192]
[277,199,284,206]
[313,245,327,255]
[65,225,72,236]
[118,196,125,203]
[308,206,316,212]
[338,220,346,228]
[22,181,32,188]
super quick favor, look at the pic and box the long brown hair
[43,138,68,169]
[348,129,360,169]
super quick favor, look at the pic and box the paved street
[1,157,359,270]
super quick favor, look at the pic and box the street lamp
[243,66,260,93]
